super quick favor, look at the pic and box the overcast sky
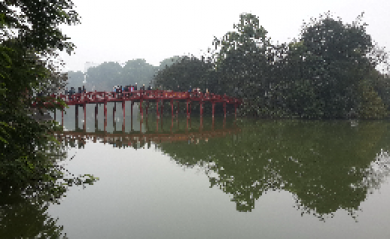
[60,0,390,72]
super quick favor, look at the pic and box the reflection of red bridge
[56,126,241,149]
[34,90,242,123]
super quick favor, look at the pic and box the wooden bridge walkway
[34,90,242,122]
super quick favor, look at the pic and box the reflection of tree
[158,120,390,220]
[0,191,68,239]
[0,138,97,238]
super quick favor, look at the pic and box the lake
[2,102,390,239]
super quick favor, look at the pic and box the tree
[154,55,214,92]
[121,59,157,87]
[0,1,97,194]
[159,56,183,70]
[212,13,271,96]
[296,12,378,118]
[86,62,122,91]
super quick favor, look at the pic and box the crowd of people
[112,83,152,93]
[64,86,86,100]
[61,83,213,101]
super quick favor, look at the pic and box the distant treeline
[68,12,390,119]
[66,56,182,91]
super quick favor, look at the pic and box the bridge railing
[35,90,242,106]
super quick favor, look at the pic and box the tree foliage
[0,0,97,197]
[154,12,389,119]
[154,55,214,92]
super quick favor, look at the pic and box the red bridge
[34,90,242,123]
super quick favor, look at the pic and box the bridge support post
[212,102,215,118]
[200,102,204,116]
[75,106,79,130]
[104,101,107,119]
[103,92,107,118]
[95,117,98,132]
[104,116,107,132]
[171,99,173,117]
[113,102,116,120]
[104,96,107,132]
[186,100,190,118]
[122,101,126,132]
[83,103,86,132]
[122,100,125,120]
[223,102,227,118]
[156,100,159,119]
[75,105,78,125]
[131,101,134,118]
[95,104,98,120]
[140,99,143,119]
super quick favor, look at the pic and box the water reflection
[55,105,390,221]
[0,191,68,239]
[56,113,240,150]
[0,140,74,239]
[157,120,390,220]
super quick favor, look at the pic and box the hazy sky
[60,0,390,72]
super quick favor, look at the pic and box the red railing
[34,90,242,107]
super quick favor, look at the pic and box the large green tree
[212,13,271,97]
[121,59,157,87]
[288,12,386,118]
[154,55,214,92]
[85,61,122,91]
[0,0,97,195]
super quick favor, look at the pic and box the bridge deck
[33,90,242,120]
[56,90,241,106]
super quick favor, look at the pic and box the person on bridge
[69,87,74,100]
[134,83,138,91]
[118,85,122,98]
[148,85,152,90]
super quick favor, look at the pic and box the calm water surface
[2,103,390,239]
